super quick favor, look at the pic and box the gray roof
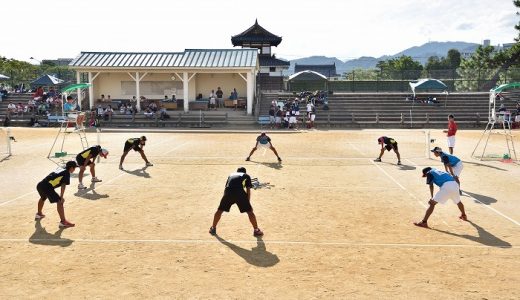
[69,49,258,69]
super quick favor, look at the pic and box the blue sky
[1,0,517,62]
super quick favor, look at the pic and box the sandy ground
[0,127,519,299]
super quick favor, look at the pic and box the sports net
[0,128,12,161]
[345,129,430,159]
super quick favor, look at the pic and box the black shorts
[124,141,141,152]
[218,188,252,213]
[76,154,92,167]
[385,143,398,151]
[36,182,60,203]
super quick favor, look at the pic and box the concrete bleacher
[259,92,491,128]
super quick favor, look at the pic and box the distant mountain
[283,41,480,75]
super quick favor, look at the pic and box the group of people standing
[208,87,239,110]
[268,98,316,129]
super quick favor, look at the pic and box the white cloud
[0,0,517,62]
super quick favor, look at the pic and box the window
[269,67,276,72]
[262,47,271,55]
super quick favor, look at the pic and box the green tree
[446,49,461,69]
[344,68,379,80]
[456,46,498,91]
[377,55,423,80]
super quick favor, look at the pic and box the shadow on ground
[432,220,511,248]
[123,166,151,178]
[464,191,497,205]
[250,160,283,170]
[29,220,73,247]
[462,160,508,171]
[74,182,110,200]
[215,235,280,267]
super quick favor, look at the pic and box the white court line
[0,238,515,249]
[0,191,36,207]
[0,138,186,207]
[462,192,520,226]
[160,141,190,156]
[346,142,428,208]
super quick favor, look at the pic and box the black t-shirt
[41,169,70,188]
[78,146,101,160]
[216,89,223,98]
[127,138,141,149]
[269,108,275,116]
[381,136,397,145]
[225,172,253,190]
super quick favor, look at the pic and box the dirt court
[0,127,519,299]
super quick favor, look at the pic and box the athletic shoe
[277,157,282,162]
[253,228,264,237]
[34,213,45,220]
[59,220,75,228]
[413,221,429,228]
[459,214,468,221]
[146,162,154,167]
[78,183,87,190]
[374,158,381,162]
[245,157,250,161]
[119,165,123,170]
[397,161,402,165]
[91,177,102,183]
[209,227,216,235]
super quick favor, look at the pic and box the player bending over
[414,167,467,228]
[35,161,78,228]
[431,146,463,193]
[209,167,264,237]
[76,145,109,189]
[246,132,282,162]
[374,136,401,165]
[119,136,153,170]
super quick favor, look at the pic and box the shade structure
[491,82,520,93]
[288,70,328,81]
[31,74,65,86]
[0,74,10,80]
[61,83,91,94]
[409,78,448,95]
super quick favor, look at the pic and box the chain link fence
[286,68,520,92]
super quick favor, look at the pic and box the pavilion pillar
[246,70,254,115]
[183,72,189,113]
[136,72,141,112]
[88,72,94,110]
[76,71,82,110]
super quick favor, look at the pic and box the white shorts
[269,116,275,123]
[258,142,271,149]
[295,111,300,116]
[447,136,456,147]
[451,162,463,177]
[275,117,282,124]
[310,114,316,121]
[289,116,297,124]
[433,181,460,204]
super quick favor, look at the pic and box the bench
[258,115,271,128]
[189,100,209,110]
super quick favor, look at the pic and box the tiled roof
[259,56,290,67]
[69,49,258,69]
[231,20,282,47]
[294,64,338,77]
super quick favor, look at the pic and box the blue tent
[31,74,65,86]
